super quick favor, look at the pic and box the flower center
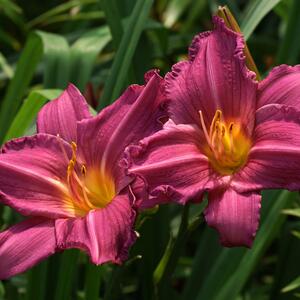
[199,110,251,175]
[63,141,115,217]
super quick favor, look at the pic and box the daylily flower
[127,17,300,247]
[0,71,165,279]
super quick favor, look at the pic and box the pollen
[199,110,251,175]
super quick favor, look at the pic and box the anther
[209,110,222,139]
[81,165,87,176]
[228,123,235,153]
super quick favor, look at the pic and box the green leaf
[0,52,14,78]
[282,208,300,218]
[195,190,297,300]
[100,0,123,47]
[40,11,104,26]
[54,250,79,300]
[276,0,300,64]
[84,264,103,300]
[4,89,61,142]
[36,31,70,89]
[270,222,300,299]
[0,281,4,298]
[282,275,300,293]
[163,0,193,28]
[98,0,153,108]
[27,0,98,28]
[69,26,111,90]
[181,0,207,33]
[0,0,24,28]
[0,33,43,144]
[0,27,21,50]
[241,0,282,40]
[0,31,69,144]
[26,261,49,300]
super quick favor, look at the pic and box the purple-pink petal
[55,192,136,265]
[257,64,300,110]
[0,218,56,280]
[77,72,165,192]
[0,134,73,218]
[233,104,300,192]
[165,16,257,135]
[37,84,91,143]
[205,189,261,248]
[128,121,218,208]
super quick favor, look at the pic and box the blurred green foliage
[1,0,300,299]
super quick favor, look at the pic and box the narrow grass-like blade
[27,0,98,28]
[54,250,79,300]
[270,222,300,299]
[0,31,69,144]
[0,33,43,143]
[241,0,281,40]
[195,190,297,300]
[98,0,153,108]
[276,0,300,65]
[100,0,123,47]
[36,31,70,89]
[282,276,300,293]
[163,0,192,28]
[69,26,111,90]
[25,261,49,300]
[0,52,13,78]
[4,89,61,142]
[84,264,103,300]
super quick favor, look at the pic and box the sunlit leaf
[241,0,282,40]
[98,0,153,108]
[4,89,62,142]
[282,275,300,293]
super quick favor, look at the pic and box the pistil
[199,110,251,175]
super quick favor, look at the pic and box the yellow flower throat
[63,142,115,217]
[199,110,251,175]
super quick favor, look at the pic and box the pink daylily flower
[0,71,165,279]
[127,17,300,248]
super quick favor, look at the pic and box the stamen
[209,110,222,139]
[67,160,75,181]
[199,110,213,149]
[68,165,96,210]
[71,142,77,163]
[80,179,96,210]
[81,164,87,176]
[221,124,226,137]
[199,109,250,175]
[229,122,235,153]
